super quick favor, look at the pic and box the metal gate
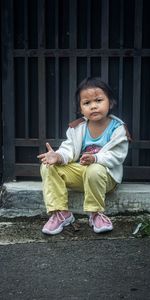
[0,1,2,183]
[1,0,150,181]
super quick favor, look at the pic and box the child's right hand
[37,143,62,166]
[80,152,95,165]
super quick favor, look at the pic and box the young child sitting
[37,77,129,235]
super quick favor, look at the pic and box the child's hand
[37,143,62,166]
[80,153,95,165]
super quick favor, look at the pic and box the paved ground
[0,215,150,300]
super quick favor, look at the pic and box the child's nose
[91,102,97,109]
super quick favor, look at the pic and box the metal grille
[1,0,150,181]
[0,1,2,182]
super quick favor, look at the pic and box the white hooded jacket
[56,115,129,183]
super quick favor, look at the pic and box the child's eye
[96,98,103,102]
[83,101,90,105]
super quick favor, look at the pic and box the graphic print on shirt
[82,144,102,155]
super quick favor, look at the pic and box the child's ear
[80,108,83,115]
[109,99,116,110]
[79,105,83,115]
[109,103,113,110]
[110,99,117,110]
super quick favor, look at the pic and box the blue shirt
[82,118,121,154]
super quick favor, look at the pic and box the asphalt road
[0,238,150,300]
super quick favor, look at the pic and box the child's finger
[37,153,45,159]
[46,142,53,152]
[81,153,90,159]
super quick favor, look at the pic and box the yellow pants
[40,162,116,214]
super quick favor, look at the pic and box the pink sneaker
[89,212,113,233]
[42,211,75,235]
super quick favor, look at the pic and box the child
[37,77,129,235]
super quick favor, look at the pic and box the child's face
[80,88,111,122]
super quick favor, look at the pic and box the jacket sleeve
[95,125,129,168]
[56,128,75,164]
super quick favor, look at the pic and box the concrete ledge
[0,182,150,218]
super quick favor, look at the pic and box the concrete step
[0,182,150,218]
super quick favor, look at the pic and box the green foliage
[133,217,150,237]
[140,219,150,237]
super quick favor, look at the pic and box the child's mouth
[90,112,99,116]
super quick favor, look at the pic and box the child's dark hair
[75,77,117,114]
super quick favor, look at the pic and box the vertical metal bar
[87,0,91,49]
[0,0,3,182]
[69,0,77,121]
[87,57,91,77]
[118,0,124,117]
[2,0,15,181]
[55,0,59,49]
[24,0,29,138]
[24,59,29,138]
[38,0,45,48]
[55,58,59,138]
[55,0,59,138]
[87,0,91,77]
[101,57,109,83]
[101,0,109,83]
[119,56,123,117]
[69,0,77,49]
[38,0,46,151]
[132,0,143,166]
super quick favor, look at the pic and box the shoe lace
[97,212,111,223]
[57,211,65,221]
[50,211,65,223]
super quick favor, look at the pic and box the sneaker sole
[42,215,75,235]
[89,219,113,233]
[93,225,113,233]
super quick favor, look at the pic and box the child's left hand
[37,143,62,166]
[80,153,95,165]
